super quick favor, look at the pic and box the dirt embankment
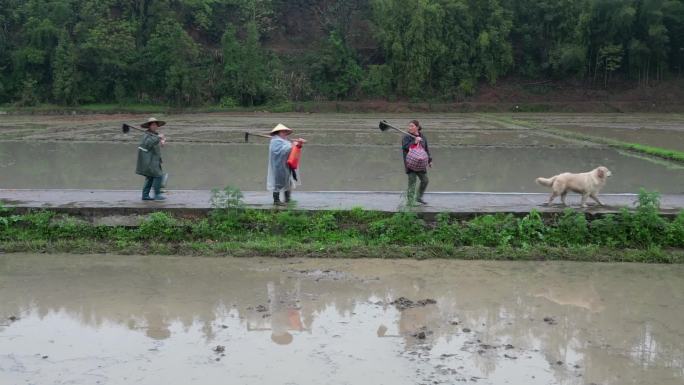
[3,79,683,115]
[320,79,684,113]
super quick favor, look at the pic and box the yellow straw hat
[270,123,292,135]
[141,117,166,128]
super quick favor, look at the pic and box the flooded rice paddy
[2,141,683,192]
[516,113,684,152]
[1,254,683,385]
[1,113,683,192]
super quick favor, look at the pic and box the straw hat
[270,123,292,135]
[141,117,166,128]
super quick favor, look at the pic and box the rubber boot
[153,176,166,201]
[273,192,284,206]
[284,190,291,203]
[142,177,154,200]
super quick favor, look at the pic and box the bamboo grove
[0,0,683,106]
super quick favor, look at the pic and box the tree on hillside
[146,20,202,105]
[630,0,670,83]
[372,0,512,98]
[11,0,78,104]
[579,0,636,84]
[371,0,446,96]
[311,31,363,99]
[0,2,19,102]
[79,20,137,103]
[221,21,276,106]
[51,31,79,105]
[664,0,684,77]
[467,0,513,84]
[506,0,582,77]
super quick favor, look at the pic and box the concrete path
[1,189,683,217]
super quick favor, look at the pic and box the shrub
[368,212,427,245]
[137,212,186,241]
[621,190,667,247]
[589,214,623,247]
[515,210,546,247]
[274,210,310,236]
[462,214,517,247]
[666,211,684,248]
[547,209,589,246]
[432,213,463,245]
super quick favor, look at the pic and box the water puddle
[1,255,683,385]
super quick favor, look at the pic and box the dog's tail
[535,176,556,187]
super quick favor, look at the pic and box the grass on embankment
[487,115,684,164]
[1,191,683,263]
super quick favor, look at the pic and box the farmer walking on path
[402,120,433,205]
[135,117,167,201]
[267,124,305,206]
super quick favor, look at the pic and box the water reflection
[0,255,682,385]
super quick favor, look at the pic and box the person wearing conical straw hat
[267,123,305,205]
[135,117,167,201]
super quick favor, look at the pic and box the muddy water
[1,141,683,192]
[515,113,684,151]
[1,254,683,385]
[556,126,684,152]
[2,112,683,192]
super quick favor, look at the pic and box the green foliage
[620,189,668,247]
[311,31,363,99]
[147,21,202,105]
[208,187,253,237]
[221,21,281,106]
[588,190,670,248]
[432,213,463,244]
[666,211,684,247]
[462,214,517,247]
[516,210,546,247]
[549,44,587,76]
[548,209,589,246]
[211,186,245,211]
[510,0,583,77]
[138,212,186,241]
[360,65,392,97]
[0,203,21,231]
[51,32,79,105]
[2,190,684,262]
[1,0,684,104]
[368,212,427,244]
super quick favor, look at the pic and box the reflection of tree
[0,256,682,384]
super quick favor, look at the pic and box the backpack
[405,143,429,172]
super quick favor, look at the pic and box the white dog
[536,166,612,207]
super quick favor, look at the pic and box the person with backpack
[402,120,433,205]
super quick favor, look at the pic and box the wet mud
[1,254,683,385]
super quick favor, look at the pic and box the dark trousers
[407,171,429,202]
[273,190,291,203]
[142,176,162,198]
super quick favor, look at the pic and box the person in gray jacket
[135,117,167,201]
